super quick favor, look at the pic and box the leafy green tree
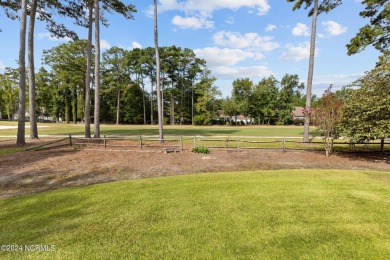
[102,46,130,124]
[277,74,305,124]
[232,78,253,123]
[342,52,390,145]
[121,82,144,124]
[126,47,148,124]
[193,69,221,125]
[249,76,279,125]
[347,0,390,54]
[311,87,344,157]
[0,68,19,120]
[221,97,239,125]
[42,40,91,124]
[287,0,342,141]
[35,67,54,119]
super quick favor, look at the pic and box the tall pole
[28,0,38,139]
[85,0,93,138]
[17,0,28,145]
[303,0,318,143]
[94,0,101,138]
[154,0,164,141]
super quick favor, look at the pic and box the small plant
[192,146,210,154]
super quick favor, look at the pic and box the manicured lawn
[0,121,320,137]
[0,170,389,259]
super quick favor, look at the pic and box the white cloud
[152,0,271,16]
[213,31,279,52]
[194,47,263,66]
[148,0,270,29]
[212,65,273,79]
[312,73,364,95]
[130,41,142,49]
[314,73,364,85]
[318,33,325,38]
[36,33,71,42]
[172,15,214,29]
[322,21,347,36]
[100,40,111,50]
[292,23,310,37]
[265,24,277,32]
[279,42,318,62]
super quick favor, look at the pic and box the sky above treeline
[0,0,381,97]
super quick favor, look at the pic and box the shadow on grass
[0,192,85,246]
[335,151,390,164]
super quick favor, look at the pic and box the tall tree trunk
[303,0,318,143]
[17,0,28,145]
[161,78,164,122]
[72,89,77,124]
[150,81,154,125]
[85,0,93,138]
[65,89,70,124]
[116,89,120,124]
[94,0,101,138]
[154,0,163,141]
[142,77,146,124]
[191,79,194,125]
[170,92,175,125]
[28,0,38,139]
[180,69,184,125]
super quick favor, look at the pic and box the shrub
[192,146,210,154]
[193,114,211,125]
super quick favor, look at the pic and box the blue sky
[0,0,381,97]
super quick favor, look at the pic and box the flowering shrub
[310,86,344,157]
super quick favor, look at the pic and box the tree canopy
[342,52,390,141]
[347,0,390,54]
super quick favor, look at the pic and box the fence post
[104,135,107,148]
[180,136,183,151]
[237,139,241,149]
[194,136,197,148]
[69,134,72,147]
[282,137,286,153]
[140,136,143,149]
[381,138,384,154]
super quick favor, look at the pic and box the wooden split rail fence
[15,135,389,154]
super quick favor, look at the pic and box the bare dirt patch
[1,141,389,199]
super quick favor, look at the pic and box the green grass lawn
[0,121,320,137]
[0,170,389,259]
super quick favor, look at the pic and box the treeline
[0,42,219,125]
[1,39,314,126]
[221,75,313,125]
[0,41,313,126]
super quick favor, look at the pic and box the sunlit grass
[0,170,389,259]
[0,122,319,137]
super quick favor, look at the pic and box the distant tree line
[0,43,315,126]
[0,43,217,125]
[221,75,314,125]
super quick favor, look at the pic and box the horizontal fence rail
[2,135,388,154]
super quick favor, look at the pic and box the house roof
[292,106,305,117]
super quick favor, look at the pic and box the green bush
[192,146,210,154]
[193,114,211,125]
